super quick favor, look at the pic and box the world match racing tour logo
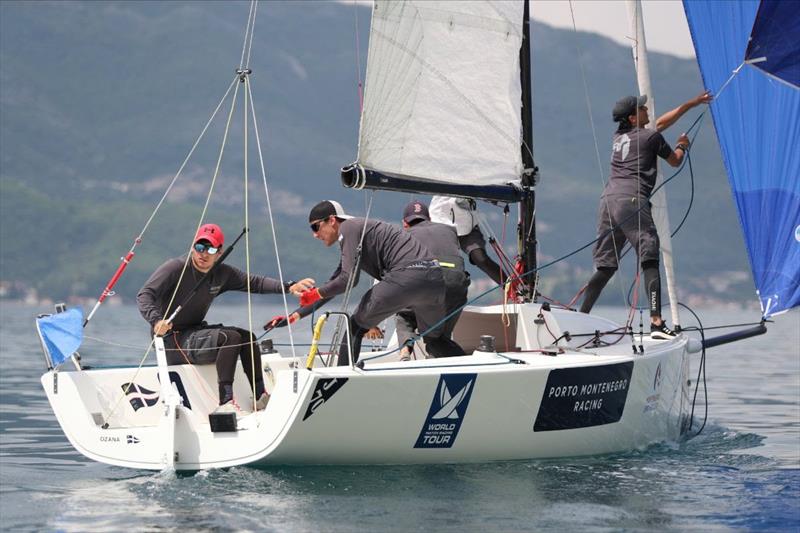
[415,374,477,449]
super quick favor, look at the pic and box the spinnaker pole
[519,0,538,301]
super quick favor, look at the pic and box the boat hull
[42,307,691,470]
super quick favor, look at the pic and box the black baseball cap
[612,94,647,122]
[402,200,430,224]
[308,200,353,223]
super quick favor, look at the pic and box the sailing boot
[650,322,678,340]
[214,382,240,414]
[254,380,270,411]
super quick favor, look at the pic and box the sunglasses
[310,218,327,232]
[193,242,220,255]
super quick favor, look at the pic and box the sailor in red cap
[137,223,314,413]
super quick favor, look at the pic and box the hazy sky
[531,1,695,59]
[341,0,696,59]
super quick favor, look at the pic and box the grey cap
[402,200,430,224]
[612,94,647,121]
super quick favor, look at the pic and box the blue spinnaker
[684,0,800,317]
[745,0,800,89]
[37,308,83,367]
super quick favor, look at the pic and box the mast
[626,0,681,328]
[519,0,538,301]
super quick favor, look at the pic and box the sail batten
[355,1,525,191]
[684,0,800,317]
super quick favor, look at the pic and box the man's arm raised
[656,91,712,132]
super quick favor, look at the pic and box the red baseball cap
[194,223,224,247]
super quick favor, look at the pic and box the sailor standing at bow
[299,200,461,365]
[579,91,712,339]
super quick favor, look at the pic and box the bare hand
[364,327,384,340]
[676,133,690,146]
[289,278,315,296]
[399,345,413,361]
[154,319,172,336]
[690,91,713,107]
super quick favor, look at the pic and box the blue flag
[37,308,83,367]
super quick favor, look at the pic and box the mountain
[0,1,753,308]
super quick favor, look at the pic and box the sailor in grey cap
[395,200,469,360]
[580,90,711,339]
[299,200,461,365]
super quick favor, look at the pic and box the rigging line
[677,302,708,436]
[86,76,239,326]
[612,113,707,289]
[622,141,699,312]
[243,71,257,412]
[239,0,257,69]
[409,152,699,344]
[329,192,375,365]
[353,0,364,112]
[102,79,245,426]
[567,0,608,190]
[84,333,270,352]
[136,77,239,242]
[713,62,745,101]
[568,0,628,309]
[631,0,645,318]
[162,78,243,328]
[96,76,244,426]
[246,78,298,358]
[244,0,259,69]
[101,338,156,428]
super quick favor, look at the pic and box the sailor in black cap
[580,91,711,339]
[298,200,461,365]
[395,200,469,360]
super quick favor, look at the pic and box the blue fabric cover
[745,0,800,89]
[684,0,800,317]
[38,308,83,367]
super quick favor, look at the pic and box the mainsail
[342,1,526,202]
[684,0,800,317]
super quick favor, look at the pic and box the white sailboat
[37,0,796,471]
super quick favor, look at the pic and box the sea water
[1,303,798,531]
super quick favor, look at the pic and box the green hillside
[0,1,754,306]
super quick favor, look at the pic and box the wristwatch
[676,143,689,152]
[283,280,295,292]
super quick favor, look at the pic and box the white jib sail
[626,0,681,327]
[358,1,525,188]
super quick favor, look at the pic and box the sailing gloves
[265,314,298,330]
[299,288,322,307]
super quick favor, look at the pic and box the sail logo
[303,378,349,421]
[644,362,662,414]
[795,224,800,243]
[126,435,140,444]
[415,374,477,449]
[614,133,631,161]
[121,382,159,411]
[653,362,662,391]
[121,372,191,411]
